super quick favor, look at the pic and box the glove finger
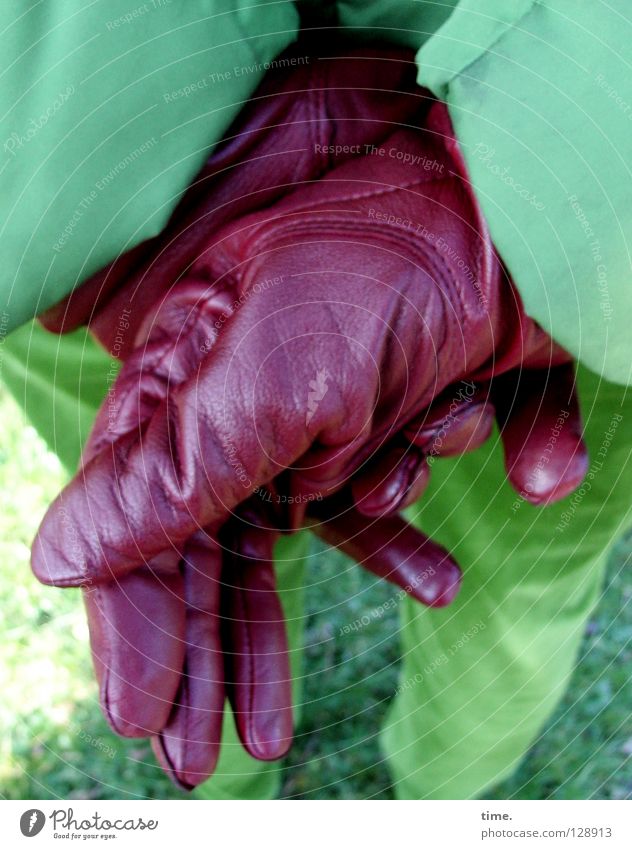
[493,363,588,505]
[36,48,426,348]
[314,507,462,608]
[351,442,430,517]
[153,532,225,790]
[84,551,185,737]
[222,509,293,761]
[403,385,495,457]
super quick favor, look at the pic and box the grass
[1,383,631,800]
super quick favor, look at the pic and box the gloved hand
[38,45,585,517]
[32,48,588,789]
[72,278,463,789]
[32,93,587,588]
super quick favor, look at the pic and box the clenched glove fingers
[398,365,587,507]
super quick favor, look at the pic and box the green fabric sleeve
[0,0,298,333]
[415,0,632,385]
[382,365,632,798]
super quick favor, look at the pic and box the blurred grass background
[1,382,631,800]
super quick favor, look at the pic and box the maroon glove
[32,49,587,789]
[38,44,585,529]
[32,93,586,588]
[69,278,461,789]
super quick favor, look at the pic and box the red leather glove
[32,48,587,789]
[72,279,462,789]
[38,44,585,528]
[32,94,587,588]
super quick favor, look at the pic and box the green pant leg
[193,531,308,800]
[382,366,632,799]
[1,321,115,471]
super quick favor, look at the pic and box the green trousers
[3,323,631,799]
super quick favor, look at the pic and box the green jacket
[1,0,631,383]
